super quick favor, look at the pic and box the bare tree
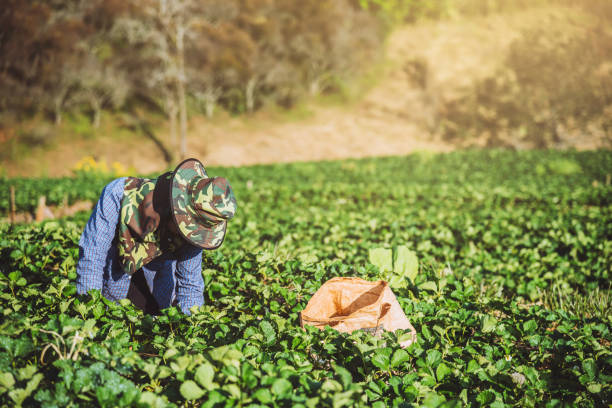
[244,37,278,112]
[111,10,180,153]
[238,1,278,113]
[116,0,236,159]
[46,71,77,125]
[194,85,222,119]
[191,14,251,117]
[73,56,130,128]
[150,0,202,159]
[1,0,385,137]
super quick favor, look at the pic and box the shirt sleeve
[174,245,204,315]
[76,177,125,295]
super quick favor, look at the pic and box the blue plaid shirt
[76,177,204,315]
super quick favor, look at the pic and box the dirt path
[3,6,582,176]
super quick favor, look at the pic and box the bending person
[76,158,237,315]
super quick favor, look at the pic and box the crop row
[1,150,611,213]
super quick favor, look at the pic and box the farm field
[0,149,611,407]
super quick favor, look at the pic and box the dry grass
[539,284,612,320]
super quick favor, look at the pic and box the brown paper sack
[300,277,417,348]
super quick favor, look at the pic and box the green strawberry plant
[0,149,610,407]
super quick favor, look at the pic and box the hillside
[2,4,609,177]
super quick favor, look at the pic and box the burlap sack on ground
[300,277,417,347]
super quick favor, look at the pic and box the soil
[1,5,602,177]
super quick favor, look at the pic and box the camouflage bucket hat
[170,158,237,249]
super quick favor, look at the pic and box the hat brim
[169,158,227,249]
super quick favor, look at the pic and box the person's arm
[174,245,204,315]
[76,178,125,295]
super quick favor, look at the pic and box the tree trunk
[122,111,173,164]
[167,94,178,151]
[246,77,257,113]
[91,96,101,128]
[204,86,218,119]
[178,81,187,160]
[54,108,62,126]
[53,86,69,126]
[309,78,320,96]
[140,119,174,165]
[54,98,62,126]
[308,62,324,96]
[93,109,100,128]
[176,25,188,160]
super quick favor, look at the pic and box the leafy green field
[1,150,611,407]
